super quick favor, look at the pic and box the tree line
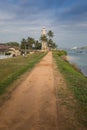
[40,30,57,49]
[5,30,57,51]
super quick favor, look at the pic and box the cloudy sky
[0,0,87,48]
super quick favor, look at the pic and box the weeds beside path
[0,52,46,95]
[53,50,87,130]
[0,52,58,130]
[0,50,87,130]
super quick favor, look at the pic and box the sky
[0,0,87,48]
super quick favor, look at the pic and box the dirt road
[0,52,58,130]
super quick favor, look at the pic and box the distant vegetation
[0,30,57,54]
[21,30,57,52]
[54,50,67,56]
[79,46,87,49]
[20,37,42,51]
[40,30,57,49]
[6,42,19,47]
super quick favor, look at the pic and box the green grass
[0,52,47,95]
[53,50,87,126]
[53,51,87,103]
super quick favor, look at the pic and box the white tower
[41,28,47,50]
[42,28,46,36]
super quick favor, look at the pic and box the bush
[5,52,11,55]
[53,50,67,56]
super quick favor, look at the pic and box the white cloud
[0,11,15,20]
[0,0,87,48]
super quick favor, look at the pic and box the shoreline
[66,55,76,62]
[66,55,87,77]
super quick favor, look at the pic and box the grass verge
[53,50,87,128]
[0,52,47,95]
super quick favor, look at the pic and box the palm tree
[47,30,54,39]
[47,30,54,49]
[27,37,35,50]
[35,40,41,50]
[21,38,26,49]
[40,35,48,50]
[48,39,53,47]
[40,35,48,42]
[21,38,27,54]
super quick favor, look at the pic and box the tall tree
[47,30,54,49]
[40,35,48,43]
[48,39,53,47]
[35,40,41,50]
[27,37,35,50]
[21,38,27,50]
[48,39,57,49]
[47,30,54,39]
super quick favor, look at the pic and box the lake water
[66,49,87,76]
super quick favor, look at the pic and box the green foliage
[35,40,41,50]
[40,29,57,49]
[20,37,41,50]
[53,50,67,56]
[47,30,54,38]
[5,52,11,55]
[20,38,27,49]
[20,29,57,50]
[6,42,19,47]
[53,50,87,126]
[27,37,35,50]
[40,35,48,42]
[53,51,87,103]
[48,39,57,49]
[0,52,46,95]
[47,30,57,49]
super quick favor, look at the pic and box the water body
[66,49,87,76]
[0,54,12,59]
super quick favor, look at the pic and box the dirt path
[0,52,58,130]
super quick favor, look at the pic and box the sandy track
[0,52,58,130]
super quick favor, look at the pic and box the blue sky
[0,0,87,48]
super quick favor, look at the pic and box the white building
[41,28,48,50]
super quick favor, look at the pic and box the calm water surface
[67,50,87,76]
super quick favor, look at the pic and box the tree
[51,42,57,49]
[35,40,41,50]
[48,39,57,49]
[6,42,19,47]
[47,30,54,39]
[40,35,48,50]
[21,38,27,50]
[47,30,57,49]
[48,39,53,47]
[27,37,35,50]
[47,30,54,49]
[40,35,48,43]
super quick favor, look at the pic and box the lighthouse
[42,28,46,36]
[41,28,47,50]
